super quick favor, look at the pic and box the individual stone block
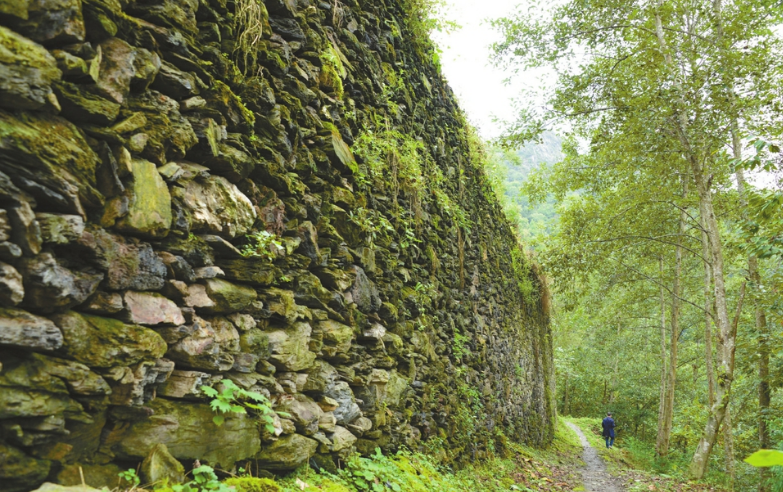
[266,321,316,371]
[0,111,103,216]
[80,291,124,315]
[140,443,185,486]
[106,359,175,406]
[0,307,62,351]
[0,442,51,492]
[0,261,23,306]
[166,317,235,372]
[122,291,185,326]
[0,26,61,112]
[51,311,167,368]
[115,159,172,239]
[15,0,86,45]
[173,175,256,238]
[329,426,357,452]
[36,213,85,245]
[157,370,213,399]
[77,227,167,291]
[20,253,103,314]
[254,433,318,471]
[53,82,121,125]
[316,320,353,360]
[94,38,135,104]
[200,278,257,314]
[324,380,361,425]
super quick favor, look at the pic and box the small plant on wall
[200,379,278,432]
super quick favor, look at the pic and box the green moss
[224,477,280,492]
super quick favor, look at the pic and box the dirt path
[565,421,625,492]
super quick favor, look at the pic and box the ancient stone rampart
[0,0,555,489]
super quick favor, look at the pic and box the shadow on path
[565,421,625,492]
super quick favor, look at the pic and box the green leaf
[265,423,276,433]
[200,386,218,397]
[745,450,783,467]
[212,415,225,426]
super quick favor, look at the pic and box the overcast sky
[433,0,529,139]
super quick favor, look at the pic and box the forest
[488,0,783,490]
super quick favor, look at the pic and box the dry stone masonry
[0,0,555,490]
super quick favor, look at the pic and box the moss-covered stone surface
[0,0,555,490]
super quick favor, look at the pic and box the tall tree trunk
[660,179,687,457]
[652,2,738,478]
[735,168,771,492]
[655,257,668,457]
[562,372,569,415]
[701,222,716,408]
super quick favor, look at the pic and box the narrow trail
[565,421,625,492]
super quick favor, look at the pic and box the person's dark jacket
[602,417,616,438]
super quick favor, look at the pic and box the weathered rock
[54,463,124,489]
[8,199,43,255]
[346,416,373,437]
[94,38,135,104]
[20,253,103,313]
[324,380,362,425]
[0,443,51,492]
[80,291,124,315]
[174,175,256,238]
[0,307,61,349]
[275,393,322,435]
[239,328,270,358]
[77,226,167,291]
[53,82,120,125]
[157,369,213,399]
[107,358,175,406]
[0,110,102,215]
[15,0,85,45]
[318,412,337,432]
[266,321,316,371]
[115,159,172,238]
[122,291,185,326]
[254,433,318,471]
[31,485,101,492]
[200,278,257,314]
[0,26,61,112]
[106,398,261,467]
[166,316,235,371]
[140,443,186,485]
[36,213,85,244]
[329,426,357,452]
[52,311,167,368]
[316,320,353,361]
[0,261,23,306]
[349,266,380,313]
[123,91,197,164]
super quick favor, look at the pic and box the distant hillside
[496,133,562,244]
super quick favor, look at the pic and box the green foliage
[200,379,276,432]
[119,468,140,488]
[241,231,282,260]
[746,450,783,468]
[172,465,233,492]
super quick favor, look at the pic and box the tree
[492,0,783,478]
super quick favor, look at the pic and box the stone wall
[0,0,555,489]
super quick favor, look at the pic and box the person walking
[602,412,616,449]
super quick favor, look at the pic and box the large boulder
[254,433,318,471]
[266,322,316,371]
[52,311,167,368]
[0,26,61,112]
[106,398,261,467]
[115,159,172,238]
[0,307,62,350]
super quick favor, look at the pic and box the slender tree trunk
[656,257,668,458]
[724,404,735,489]
[701,222,716,407]
[562,372,569,415]
[652,3,738,478]
[735,168,771,492]
[659,179,687,457]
